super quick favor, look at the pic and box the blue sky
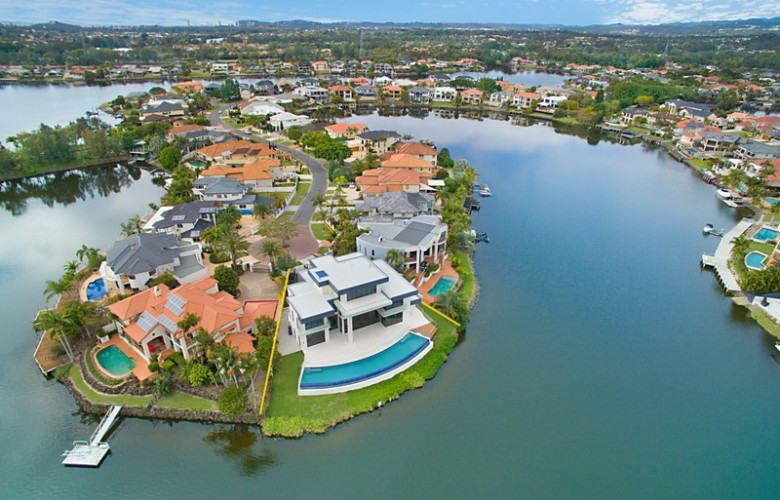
[1,0,778,27]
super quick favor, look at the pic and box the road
[208,104,327,258]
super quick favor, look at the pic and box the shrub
[162,359,175,372]
[209,252,230,264]
[214,265,239,296]
[187,363,211,387]
[218,386,247,416]
[168,352,185,366]
[53,362,72,381]
[148,362,159,373]
[256,336,276,369]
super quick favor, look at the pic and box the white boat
[775,341,780,353]
[716,188,733,199]
[479,185,492,197]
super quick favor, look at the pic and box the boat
[479,184,492,197]
[716,188,733,199]
[475,232,489,243]
[776,341,780,353]
[702,224,724,237]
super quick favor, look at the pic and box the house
[357,215,448,273]
[268,111,311,131]
[174,81,205,94]
[460,88,483,106]
[539,95,567,109]
[286,252,422,350]
[140,101,186,120]
[356,168,423,195]
[382,85,403,100]
[735,142,780,161]
[354,85,378,100]
[487,91,513,107]
[193,177,249,202]
[750,159,780,188]
[622,106,648,124]
[512,92,539,109]
[358,130,401,154]
[143,201,218,243]
[108,277,279,362]
[312,61,330,73]
[380,153,436,178]
[374,76,393,87]
[408,86,432,103]
[325,122,367,139]
[166,124,207,141]
[357,191,437,219]
[700,131,741,152]
[254,80,277,95]
[292,85,329,102]
[210,62,229,74]
[374,63,394,74]
[193,140,276,165]
[394,142,438,166]
[100,233,208,293]
[200,158,277,188]
[433,87,457,102]
[241,101,285,117]
[328,85,354,101]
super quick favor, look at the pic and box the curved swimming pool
[86,278,107,301]
[96,345,136,377]
[300,333,431,393]
[745,251,768,271]
[428,276,457,297]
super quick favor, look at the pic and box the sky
[1,0,778,27]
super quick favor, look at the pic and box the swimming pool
[300,333,431,391]
[96,345,136,376]
[428,276,457,297]
[753,227,780,243]
[745,251,768,271]
[189,160,207,168]
[86,278,107,301]
[765,198,779,206]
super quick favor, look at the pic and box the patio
[100,334,153,382]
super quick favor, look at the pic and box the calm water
[1,90,779,498]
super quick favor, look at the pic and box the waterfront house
[357,215,448,273]
[328,85,354,101]
[700,131,741,152]
[254,80,277,95]
[432,87,457,102]
[325,122,367,139]
[356,168,424,196]
[292,86,330,102]
[356,191,437,219]
[312,61,330,73]
[100,233,208,293]
[393,142,439,166]
[382,85,403,100]
[108,277,279,362]
[354,85,378,100]
[408,87,432,103]
[380,153,436,178]
[487,91,514,107]
[621,106,648,124]
[735,142,780,161]
[460,88,483,106]
[140,101,185,120]
[143,201,218,243]
[193,140,276,166]
[174,81,205,94]
[358,130,401,154]
[512,92,539,109]
[285,253,422,349]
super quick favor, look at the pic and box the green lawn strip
[84,348,122,386]
[750,310,780,340]
[291,182,311,205]
[732,240,776,282]
[310,222,331,240]
[157,392,217,411]
[450,249,475,302]
[68,365,152,406]
[263,306,458,438]
[278,211,294,221]
[689,158,710,169]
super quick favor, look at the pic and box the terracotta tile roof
[195,140,273,159]
[328,85,352,92]
[324,122,367,135]
[381,153,434,170]
[461,88,483,96]
[755,159,780,182]
[201,156,278,182]
[395,142,438,157]
[169,124,206,136]
[384,85,403,92]
[238,300,279,330]
[356,168,421,194]
[224,332,255,354]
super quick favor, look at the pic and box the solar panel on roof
[165,293,186,316]
[190,231,200,237]
[136,311,157,332]
[199,207,217,214]
[171,215,186,221]
[158,314,179,332]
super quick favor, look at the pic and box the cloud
[606,0,780,25]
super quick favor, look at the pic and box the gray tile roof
[106,233,180,275]
[357,191,435,216]
[153,201,217,229]
[142,101,184,114]
[358,130,401,141]
[195,177,248,195]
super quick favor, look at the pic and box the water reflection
[0,164,156,216]
[203,426,276,477]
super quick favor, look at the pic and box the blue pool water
[753,227,780,242]
[765,198,779,206]
[96,345,136,376]
[745,251,767,271]
[428,276,456,297]
[86,278,107,301]
[300,333,430,389]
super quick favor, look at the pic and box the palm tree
[312,192,327,220]
[253,203,272,220]
[63,260,79,275]
[208,343,241,387]
[385,249,406,273]
[63,300,98,339]
[176,312,200,337]
[120,214,143,236]
[434,289,466,324]
[191,326,215,361]
[43,275,74,302]
[453,230,476,253]
[732,235,750,259]
[236,353,258,410]
[220,229,250,267]
[76,245,103,270]
[33,309,74,361]
[260,239,284,272]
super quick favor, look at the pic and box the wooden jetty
[62,405,123,467]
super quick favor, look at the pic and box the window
[303,318,324,330]
[346,284,376,301]
[387,298,404,310]
[381,312,403,327]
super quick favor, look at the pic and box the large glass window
[346,284,376,301]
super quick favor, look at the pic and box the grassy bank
[262,306,459,438]
[291,182,311,205]
[750,310,780,340]
[450,248,476,304]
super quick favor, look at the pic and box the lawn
[310,222,331,241]
[277,211,294,221]
[732,240,777,282]
[689,158,710,169]
[750,309,780,340]
[262,306,459,438]
[450,248,476,303]
[157,392,217,411]
[291,182,311,205]
[68,366,152,406]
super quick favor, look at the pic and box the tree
[176,312,201,338]
[312,192,328,220]
[257,218,299,248]
[385,249,406,274]
[152,370,174,398]
[434,289,469,324]
[260,238,284,271]
[254,315,276,337]
[217,205,242,228]
[76,245,103,270]
[161,165,195,206]
[62,300,98,339]
[43,274,74,302]
[255,335,276,370]
[438,148,454,169]
[214,265,240,296]
[209,343,241,387]
[33,309,74,361]
[274,253,299,276]
[732,235,749,260]
[218,386,247,416]
[120,214,143,236]
[253,203,272,220]
[158,146,182,170]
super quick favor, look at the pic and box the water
[301,333,430,388]
[428,275,456,297]
[1,85,780,498]
[95,345,136,376]
[745,251,768,270]
[86,278,107,301]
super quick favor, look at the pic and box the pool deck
[101,335,153,382]
[299,306,431,368]
[418,259,459,304]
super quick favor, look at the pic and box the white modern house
[286,253,423,349]
[356,215,448,273]
[143,201,218,243]
[432,87,457,102]
[100,233,208,292]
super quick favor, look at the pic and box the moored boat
[479,184,492,197]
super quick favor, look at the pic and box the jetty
[701,218,753,294]
[62,404,123,467]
